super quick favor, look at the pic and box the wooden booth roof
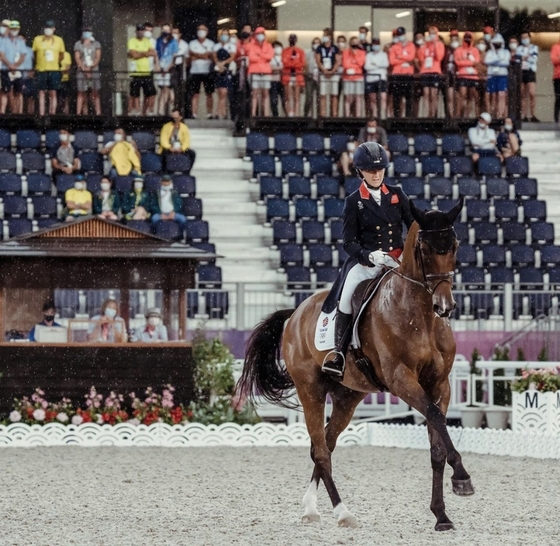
[0,217,217,260]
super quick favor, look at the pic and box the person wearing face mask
[52,128,81,176]
[363,38,389,119]
[93,176,121,220]
[516,31,539,122]
[338,136,358,177]
[132,308,168,342]
[158,109,196,173]
[357,118,388,149]
[321,142,413,380]
[482,26,494,46]
[123,175,151,221]
[454,31,480,118]
[497,117,522,160]
[0,20,9,38]
[150,175,187,229]
[188,23,216,119]
[304,37,321,117]
[269,40,284,117]
[127,23,158,116]
[315,28,341,117]
[28,300,65,342]
[484,34,510,119]
[88,299,126,343]
[282,34,305,117]
[212,29,237,120]
[74,27,102,116]
[443,29,460,118]
[0,21,27,114]
[32,20,66,116]
[172,27,189,83]
[474,39,489,111]
[246,26,274,117]
[101,128,141,178]
[416,26,445,118]
[64,174,92,221]
[341,37,366,117]
[388,27,416,118]
[155,23,179,116]
[468,112,498,164]
[357,26,371,52]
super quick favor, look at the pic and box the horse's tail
[236,308,297,408]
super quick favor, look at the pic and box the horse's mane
[400,222,419,277]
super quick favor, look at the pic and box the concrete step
[210,224,266,239]
[202,200,256,215]
[221,267,280,283]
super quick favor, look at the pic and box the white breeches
[339,263,383,314]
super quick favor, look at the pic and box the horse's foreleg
[428,425,454,531]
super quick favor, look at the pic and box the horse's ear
[409,198,425,226]
[446,197,464,225]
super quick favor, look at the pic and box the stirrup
[321,350,345,378]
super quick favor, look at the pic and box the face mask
[230,36,237,45]
[172,33,180,41]
[274,46,282,55]
[509,43,518,51]
[44,314,55,322]
[321,36,330,44]
[372,45,381,52]
[220,35,229,43]
[477,44,486,52]
[101,182,111,191]
[197,30,207,39]
[392,37,398,44]
[478,121,487,129]
[104,308,117,319]
[0,27,6,36]
[359,33,366,41]
[415,39,424,46]
[44,28,54,36]
[256,34,265,43]
[521,38,530,46]
[59,133,69,142]
[484,33,492,42]
[161,32,170,39]
[161,185,172,192]
[10,30,19,37]
[367,127,377,134]
[134,182,143,191]
[312,42,320,50]
[337,42,346,50]
[464,38,472,45]
[82,31,93,40]
[425,34,434,42]
[504,124,513,131]
[451,41,459,49]
[493,43,502,50]
[399,35,406,43]
[347,143,356,152]
[240,32,250,40]
[148,317,161,327]
[114,133,123,142]
[144,31,152,39]
[350,43,359,50]
[74,182,85,190]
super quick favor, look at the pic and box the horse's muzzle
[433,299,456,318]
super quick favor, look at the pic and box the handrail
[496,313,549,350]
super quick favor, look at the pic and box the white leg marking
[333,502,359,528]
[302,479,320,523]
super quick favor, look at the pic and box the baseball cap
[255,26,266,34]
[396,27,406,36]
[483,26,493,34]
[1,19,11,27]
[75,174,85,181]
[161,174,172,182]
[136,23,145,31]
[145,307,162,318]
[479,112,492,123]
[45,20,56,28]
[392,28,398,36]
[9,21,20,29]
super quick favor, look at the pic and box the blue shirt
[156,37,178,69]
[0,36,28,69]
[28,320,63,342]
[20,45,33,72]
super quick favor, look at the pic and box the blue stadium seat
[323,198,344,220]
[246,132,269,155]
[36,218,59,230]
[253,155,276,176]
[294,291,314,308]
[486,177,510,199]
[460,266,485,288]
[469,293,494,318]
[481,244,506,267]
[473,222,498,244]
[85,174,102,194]
[510,244,535,266]
[274,132,297,154]
[288,176,311,198]
[502,223,527,244]
[0,173,22,194]
[44,130,60,153]
[523,200,546,222]
[114,175,133,194]
[387,134,408,155]
[279,243,304,266]
[514,178,537,200]
[437,199,456,212]
[260,176,283,199]
[308,243,333,266]
[295,198,318,220]
[414,134,437,155]
[441,134,465,155]
[518,268,543,289]
[31,196,57,217]
[456,244,477,266]
[478,156,502,176]
[453,222,468,242]
[412,199,431,211]
[344,176,361,195]
[285,266,311,289]
[273,220,296,244]
[316,176,339,198]
[197,265,222,288]
[140,152,162,173]
[21,151,45,172]
[315,266,338,285]
[530,222,554,245]
[16,129,41,150]
[2,196,27,216]
[449,156,474,176]
[466,200,489,221]
[330,219,343,241]
[154,220,183,241]
[27,173,51,194]
[131,132,155,152]
[78,152,103,173]
[301,220,325,243]
[420,156,444,176]
[457,177,481,198]
[337,242,349,262]
[55,174,76,194]
[126,220,152,235]
[429,177,452,198]
[494,200,518,221]
[548,268,560,285]
[393,155,416,176]
[505,156,529,177]
[173,175,196,196]
[144,174,162,193]
[73,130,98,152]
[489,267,514,285]
[266,198,289,221]
[281,155,304,176]
[308,155,333,176]
[383,176,397,186]
[401,177,424,198]
[6,218,32,237]
[540,245,560,267]
[329,133,349,155]
[192,242,216,265]
[205,291,229,319]
[182,197,203,219]
[166,153,193,173]
[301,133,325,155]
[0,128,11,149]
[187,291,199,318]
[185,220,209,243]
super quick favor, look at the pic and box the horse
[236,198,474,531]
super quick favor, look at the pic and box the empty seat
[505,156,529,177]
[477,156,502,176]
[301,220,325,243]
[414,134,437,155]
[530,222,554,245]
[429,177,453,198]
[449,156,474,176]
[329,133,349,155]
[114,175,133,194]
[494,200,518,221]
[315,266,338,285]
[437,199,456,212]
[260,176,283,199]
[401,177,424,198]
[73,130,98,151]
[78,152,103,173]
[144,174,162,193]
[205,291,229,319]
[295,198,318,220]
[154,220,183,241]
[182,197,203,219]
[253,155,276,176]
[197,265,222,288]
[456,244,477,266]
[502,223,527,244]
[0,173,22,194]
[85,174,102,194]
[548,268,560,285]
[308,155,333,176]
[489,266,514,285]
[281,155,304,176]
[344,176,361,195]
[246,132,269,155]
[323,198,344,220]
[412,199,431,211]
[473,222,498,244]
[126,220,152,235]
[31,196,57,217]
[481,244,506,267]
[274,133,297,154]
[173,175,196,196]
[457,177,481,198]
[486,177,510,199]
[523,200,546,222]
[279,243,304,266]
[288,176,311,198]
[285,266,311,289]
[131,132,155,152]
[466,200,489,221]
[441,133,465,155]
[460,266,485,288]
[192,242,216,265]
[453,222,468,242]
[6,218,32,237]
[187,291,199,318]
[27,173,51,194]
[330,219,343,241]
[272,220,296,244]
[514,178,537,199]
[518,267,543,289]
[421,156,444,176]
[140,152,163,173]
[510,244,535,266]
[266,198,289,221]
[44,130,60,153]
[16,129,41,150]
[185,220,209,243]
[2,196,27,216]
[540,245,560,267]
[55,174,76,193]
[36,218,59,230]
[308,243,333,266]
[166,153,193,173]
[21,151,45,172]
[387,133,408,155]
[393,155,416,176]
[316,176,339,198]
[301,133,325,155]
[0,128,11,149]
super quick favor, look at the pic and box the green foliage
[512,368,560,393]
[469,348,484,404]
[516,348,526,362]
[538,347,548,362]
[492,345,511,407]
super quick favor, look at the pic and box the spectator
[150,175,186,230]
[213,28,236,120]
[468,112,497,163]
[51,128,81,175]
[282,34,305,117]
[551,36,560,123]
[93,176,121,220]
[339,136,357,177]
[484,34,509,119]
[341,36,366,117]
[32,20,66,116]
[247,26,274,117]
[357,118,388,149]
[304,37,321,117]
[358,26,371,52]
[188,23,215,119]
[444,29,460,118]
[269,40,284,117]
[101,128,141,178]
[454,31,480,118]
[155,23,178,116]
[476,38,489,112]
[316,28,341,117]
[127,24,157,116]
[497,117,522,160]
[158,109,196,172]
[87,299,126,343]
[235,25,253,120]
[389,27,415,118]
[74,27,101,115]
[364,37,389,119]
[58,47,71,114]
[0,20,27,114]
[517,31,539,122]
[336,35,347,53]
[482,26,495,48]
[0,19,9,38]
[417,26,444,118]
[64,174,92,221]
[132,308,168,342]
[172,27,189,95]
[123,175,151,221]
[19,33,35,114]
[28,300,64,342]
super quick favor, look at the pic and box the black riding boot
[321,311,353,380]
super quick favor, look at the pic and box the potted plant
[484,346,512,430]
[461,348,486,428]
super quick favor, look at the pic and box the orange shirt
[246,40,274,74]
[551,43,560,79]
[416,40,445,74]
[454,45,480,80]
[341,47,366,81]
[389,41,416,75]
[281,46,305,76]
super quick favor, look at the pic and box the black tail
[236,309,297,408]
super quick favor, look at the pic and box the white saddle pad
[314,310,336,351]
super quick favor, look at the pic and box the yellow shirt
[109,141,142,176]
[32,34,66,72]
[127,37,152,76]
[60,51,71,82]
[65,188,92,214]
[158,122,191,153]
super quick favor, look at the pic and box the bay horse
[237,199,474,531]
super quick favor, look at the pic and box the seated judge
[132,308,168,342]
[122,175,151,220]
[28,300,64,342]
[87,298,126,343]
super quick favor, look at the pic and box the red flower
[81,412,92,423]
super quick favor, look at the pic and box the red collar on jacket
[359,182,389,199]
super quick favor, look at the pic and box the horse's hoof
[435,522,455,532]
[452,478,475,496]
[302,513,320,524]
[338,514,359,529]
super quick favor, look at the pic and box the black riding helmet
[352,141,390,172]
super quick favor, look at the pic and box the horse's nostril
[433,304,440,314]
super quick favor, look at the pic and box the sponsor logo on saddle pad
[315,310,336,351]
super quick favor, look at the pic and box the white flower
[127,418,140,426]
[9,410,21,423]
[96,414,104,425]
[71,415,83,425]
[32,409,45,421]
[56,413,68,423]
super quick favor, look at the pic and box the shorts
[130,75,156,98]
[319,75,340,96]
[215,72,233,89]
[455,77,478,89]
[0,71,23,93]
[154,72,172,88]
[472,148,497,158]
[76,71,101,92]
[486,75,508,93]
[21,77,36,97]
[36,71,62,91]
[365,80,387,94]
[189,73,215,94]
[281,74,305,87]
[343,80,364,95]
[57,81,69,100]
[522,70,536,84]
[250,74,272,90]
[420,73,441,88]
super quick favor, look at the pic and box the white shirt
[213,41,237,74]
[188,38,215,74]
[468,125,497,150]
[175,39,189,66]
[270,54,283,82]
[160,190,174,213]
[484,47,510,77]
[368,187,381,205]
[364,50,389,82]
[101,191,111,212]
[516,43,538,73]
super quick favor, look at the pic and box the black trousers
[554,79,560,122]
[391,75,414,118]
[270,81,284,117]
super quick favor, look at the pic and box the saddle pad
[314,309,336,351]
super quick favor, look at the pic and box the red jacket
[341,47,366,81]
[454,45,480,80]
[389,41,416,75]
[246,40,274,75]
[281,46,305,77]
[551,43,560,79]
[416,40,445,74]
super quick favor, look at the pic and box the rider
[322,141,414,380]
